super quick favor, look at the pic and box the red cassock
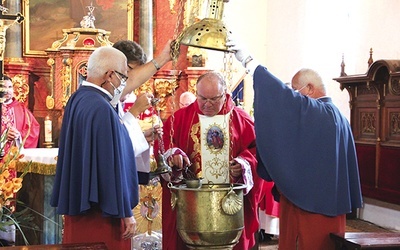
[259,181,279,218]
[158,95,265,250]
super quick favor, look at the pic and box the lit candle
[44,116,52,142]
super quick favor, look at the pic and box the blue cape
[254,66,363,216]
[51,86,139,218]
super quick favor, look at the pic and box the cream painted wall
[204,0,400,231]
[206,0,400,121]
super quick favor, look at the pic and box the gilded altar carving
[134,80,153,96]
[61,58,72,107]
[134,77,179,113]
[188,78,197,93]
[12,74,29,103]
[46,57,55,109]
[76,60,88,87]
[46,31,112,110]
[50,28,112,51]
[153,78,179,111]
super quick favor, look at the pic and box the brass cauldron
[169,183,245,250]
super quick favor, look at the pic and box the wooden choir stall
[334,59,400,206]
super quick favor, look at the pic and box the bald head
[196,72,227,99]
[179,91,196,108]
[291,68,326,98]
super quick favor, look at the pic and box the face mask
[109,80,126,107]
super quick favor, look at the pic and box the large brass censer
[169,183,246,249]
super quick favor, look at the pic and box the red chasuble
[1,98,40,152]
[159,95,265,250]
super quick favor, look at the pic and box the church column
[139,0,153,60]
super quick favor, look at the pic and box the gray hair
[87,46,127,79]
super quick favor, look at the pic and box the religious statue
[80,12,95,29]
[80,3,96,29]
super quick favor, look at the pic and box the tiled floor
[257,219,395,250]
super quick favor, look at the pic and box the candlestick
[44,115,52,143]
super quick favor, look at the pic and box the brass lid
[178,18,232,52]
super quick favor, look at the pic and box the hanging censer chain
[151,98,171,175]
[168,0,186,151]
[170,0,186,66]
[150,97,159,142]
[155,108,166,156]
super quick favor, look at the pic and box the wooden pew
[330,232,400,249]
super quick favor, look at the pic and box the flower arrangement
[0,146,25,207]
[0,130,33,246]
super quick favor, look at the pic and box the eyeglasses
[197,93,225,104]
[113,70,128,83]
[294,84,308,93]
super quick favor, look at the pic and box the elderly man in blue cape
[228,40,363,250]
[50,46,139,250]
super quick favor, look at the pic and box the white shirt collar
[81,80,112,99]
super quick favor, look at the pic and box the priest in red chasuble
[1,76,40,167]
[158,72,266,250]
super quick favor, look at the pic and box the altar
[16,148,61,245]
